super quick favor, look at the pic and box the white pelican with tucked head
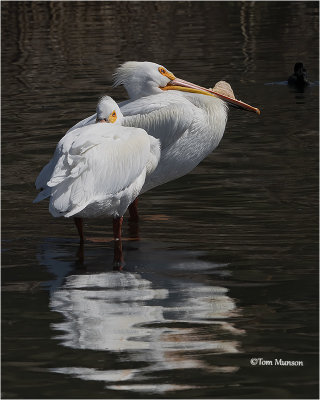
[34,96,160,261]
[67,62,260,220]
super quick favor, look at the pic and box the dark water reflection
[2,1,319,399]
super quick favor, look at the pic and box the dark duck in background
[288,62,310,90]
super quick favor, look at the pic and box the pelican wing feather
[34,127,84,201]
[38,124,152,217]
[120,94,195,150]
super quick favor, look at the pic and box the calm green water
[2,2,319,399]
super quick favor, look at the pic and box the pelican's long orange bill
[163,78,260,115]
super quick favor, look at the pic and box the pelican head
[113,61,176,100]
[96,96,123,124]
[114,61,260,114]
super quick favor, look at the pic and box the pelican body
[121,89,227,193]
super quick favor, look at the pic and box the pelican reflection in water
[39,240,245,393]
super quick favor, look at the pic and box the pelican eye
[158,67,167,76]
[108,110,117,123]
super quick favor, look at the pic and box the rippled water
[2,2,319,399]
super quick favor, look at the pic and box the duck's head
[293,62,308,81]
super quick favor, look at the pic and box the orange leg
[113,216,124,269]
[74,217,84,244]
[128,197,139,221]
[113,216,123,241]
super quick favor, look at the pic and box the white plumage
[121,90,228,193]
[67,62,258,198]
[34,96,160,221]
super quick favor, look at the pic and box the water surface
[2,2,319,399]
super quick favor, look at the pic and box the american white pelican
[67,61,260,219]
[34,96,160,261]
